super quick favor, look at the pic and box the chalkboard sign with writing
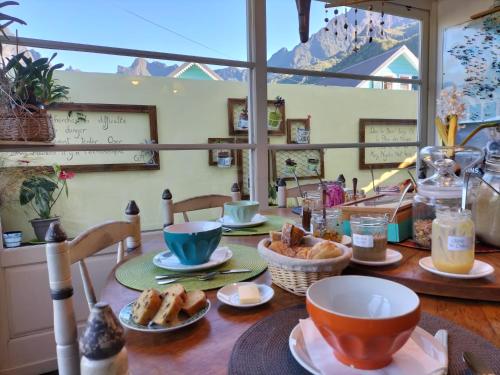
[359,119,417,170]
[2,103,160,172]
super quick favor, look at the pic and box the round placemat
[222,215,294,236]
[228,305,500,375]
[115,244,267,292]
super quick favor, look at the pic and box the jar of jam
[431,209,475,274]
[311,208,343,242]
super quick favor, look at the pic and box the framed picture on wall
[6,103,161,173]
[358,118,417,170]
[227,98,286,136]
[271,149,325,181]
[286,118,310,144]
[207,138,236,167]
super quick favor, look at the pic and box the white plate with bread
[119,284,210,333]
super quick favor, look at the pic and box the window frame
[0,0,431,207]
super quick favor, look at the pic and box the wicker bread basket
[0,104,55,142]
[257,236,352,296]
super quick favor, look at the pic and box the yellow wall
[0,72,417,237]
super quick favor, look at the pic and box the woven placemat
[229,305,500,375]
[222,215,294,236]
[399,239,500,253]
[115,244,267,292]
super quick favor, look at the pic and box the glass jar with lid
[311,208,343,242]
[351,214,388,261]
[413,158,463,248]
[431,208,475,274]
[472,152,500,247]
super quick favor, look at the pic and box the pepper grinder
[277,178,287,208]
[231,183,241,201]
[162,189,174,227]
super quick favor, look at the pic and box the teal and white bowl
[224,201,260,223]
[163,221,222,265]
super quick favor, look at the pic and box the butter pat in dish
[217,282,274,308]
[238,284,261,304]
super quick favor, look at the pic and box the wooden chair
[44,201,141,375]
[173,194,232,222]
[286,183,321,207]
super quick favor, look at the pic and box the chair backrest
[173,194,232,222]
[286,183,320,206]
[44,201,141,375]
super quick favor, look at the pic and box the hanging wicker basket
[0,104,55,142]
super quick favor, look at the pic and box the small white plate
[217,282,274,308]
[289,323,447,375]
[341,235,352,246]
[217,214,268,228]
[153,247,232,272]
[419,256,495,279]
[350,248,402,266]
[119,300,210,333]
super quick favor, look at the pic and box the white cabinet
[0,243,116,375]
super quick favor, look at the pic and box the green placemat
[222,215,294,236]
[115,244,267,292]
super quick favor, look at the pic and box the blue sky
[9,0,332,72]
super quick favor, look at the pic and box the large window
[0,0,430,237]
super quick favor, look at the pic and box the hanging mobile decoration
[324,3,329,32]
[353,8,358,52]
[333,8,339,38]
[368,4,374,43]
[380,0,385,37]
[343,6,348,40]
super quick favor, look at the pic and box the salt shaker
[277,178,287,208]
[162,189,174,227]
[231,183,241,201]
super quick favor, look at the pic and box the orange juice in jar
[431,209,475,274]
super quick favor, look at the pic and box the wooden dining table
[100,208,500,375]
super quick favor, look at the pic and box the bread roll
[269,231,282,241]
[281,223,305,246]
[308,241,343,259]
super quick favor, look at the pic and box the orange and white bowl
[306,275,420,370]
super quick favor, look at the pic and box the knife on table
[154,268,251,280]
[463,352,495,375]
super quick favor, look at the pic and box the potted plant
[237,103,249,130]
[19,164,75,241]
[268,96,284,129]
[1,51,69,141]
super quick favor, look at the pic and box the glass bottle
[431,209,475,274]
